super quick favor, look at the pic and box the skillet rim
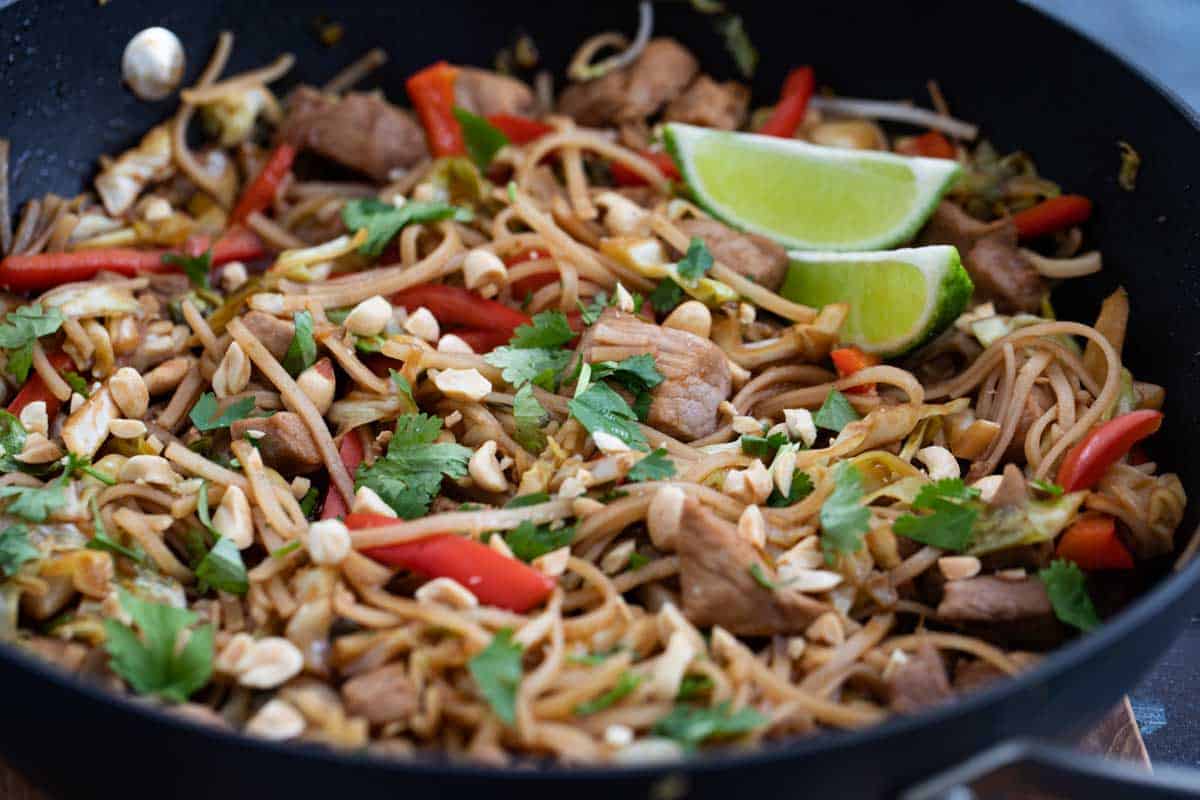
[0,0,1197,785]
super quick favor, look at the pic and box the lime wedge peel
[664,123,962,252]
[780,245,973,357]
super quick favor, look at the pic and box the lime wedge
[780,245,973,356]
[664,123,961,251]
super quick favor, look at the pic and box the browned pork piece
[886,642,953,713]
[918,202,1045,313]
[676,500,827,635]
[280,86,428,181]
[663,75,750,131]
[676,217,789,291]
[577,308,731,440]
[231,412,322,474]
[558,38,699,126]
[937,575,1053,623]
[454,67,536,117]
[241,310,296,360]
[341,664,418,725]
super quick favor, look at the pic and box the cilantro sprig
[813,389,860,433]
[568,382,649,452]
[892,479,981,552]
[189,393,255,432]
[342,197,473,257]
[819,462,869,564]
[653,702,766,749]
[0,524,38,577]
[626,448,675,482]
[281,310,317,376]
[103,589,214,703]
[162,249,212,290]
[1039,559,1100,632]
[468,628,523,726]
[355,413,471,518]
[0,304,64,383]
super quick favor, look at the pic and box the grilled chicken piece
[242,311,296,361]
[280,86,427,181]
[558,38,698,126]
[676,217,789,291]
[454,67,536,118]
[577,308,731,441]
[231,412,322,475]
[663,75,750,131]
[676,499,827,635]
[341,664,418,725]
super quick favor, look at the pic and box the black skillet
[1,1,1199,797]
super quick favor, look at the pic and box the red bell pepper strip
[407,62,464,157]
[831,346,882,395]
[759,66,815,138]
[1056,514,1134,570]
[486,114,554,145]
[896,131,957,160]
[611,149,681,187]
[451,328,515,354]
[1056,410,1164,492]
[320,431,365,520]
[1010,195,1093,240]
[0,228,266,292]
[231,143,297,225]
[7,351,73,418]
[392,284,531,342]
[347,513,556,613]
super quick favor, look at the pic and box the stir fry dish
[0,8,1184,764]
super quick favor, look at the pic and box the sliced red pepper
[347,514,555,613]
[1056,409,1164,492]
[759,66,815,138]
[611,149,681,187]
[452,328,515,354]
[896,131,957,160]
[407,61,464,157]
[320,431,365,520]
[1010,194,1093,240]
[486,114,554,145]
[7,351,73,418]
[231,143,297,225]
[0,228,266,292]
[831,346,882,395]
[1056,513,1135,570]
[392,284,531,342]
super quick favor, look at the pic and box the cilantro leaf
[468,628,523,726]
[505,492,551,508]
[195,537,248,596]
[0,484,65,522]
[512,383,549,453]
[453,106,510,169]
[1031,479,1065,498]
[648,279,684,314]
[677,237,714,281]
[355,413,471,519]
[342,197,473,258]
[281,310,317,376]
[162,249,213,290]
[0,410,27,472]
[578,292,609,326]
[509,311,575,349]
[767,471,814,507]
[813,389,860,433]
[504,520,576,562]
[86,497,143,563]
[676,675,713,701]
[485,346,572,390]
[1039,559,1100,632]
[0,524,38,577]
[626,448,676,482]
[589,354,663,394]
[568,382,649,452]
[390,370,416,410]
[627,551,650,570]
[298,488,320,518]
[103,588,214,704]
[892,479,982,552]
[574,672,642,716]
[0,304,64,383]
[189,393,255,432]
[749,563,776,590]
[653,702,766,749]
[819,462,869,564]
[740,432,788,459]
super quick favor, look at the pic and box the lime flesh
[665,123,961,251]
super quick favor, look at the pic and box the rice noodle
[810,96,979,140]
[566,2,653,81]
[323,48,389,94]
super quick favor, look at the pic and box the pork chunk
[677,217,789,291]
[231,412,322,475]
[937,576,1053,622]
[577,308,730,441]
[676,499,827,635]
[917,202,1045,313]
[558,38,698,127]
[454,67,536,118]
[663,75,750,131]
[241,311,296,360]
[280,86,427,181]
[341,664,417,725]
[887,642,953,713]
